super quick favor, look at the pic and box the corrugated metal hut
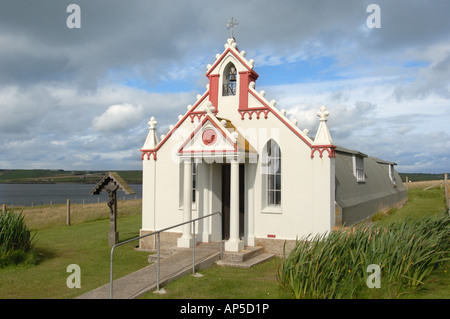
[334,146,408,226]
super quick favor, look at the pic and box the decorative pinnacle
[227,17,239,38]
[203,101,216,115]
[148,116,158,129]
[317,106,330,122]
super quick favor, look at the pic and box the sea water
[0,183,142,207]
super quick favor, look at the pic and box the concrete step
[216,246,274,268]
[216,252,275,268]
[221,246,264,263]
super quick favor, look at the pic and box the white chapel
[138,35,407,254]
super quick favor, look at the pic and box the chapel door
[221,164,244,240]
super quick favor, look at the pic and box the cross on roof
[227,17,239,38]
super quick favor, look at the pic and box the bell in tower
[229,66,237,82]
[223,64,237,96]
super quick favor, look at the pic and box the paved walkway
[76,242,221,299]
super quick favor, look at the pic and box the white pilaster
[225,159,244,252]
[141,116,159,249]
[178,159,193,248]
[246,163,256,246]
[200,162,211,243]
[312,106,335,234]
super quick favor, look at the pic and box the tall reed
[277,211,450,298]
[0,209,36,267]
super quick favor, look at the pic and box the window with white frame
[389,164,395,184]
[353,154,365,183]
[262,139,281,207]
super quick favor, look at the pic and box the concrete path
[76,242,221,299]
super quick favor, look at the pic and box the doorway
[221,164,245,240]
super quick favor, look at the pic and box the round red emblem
[202,129,217,146]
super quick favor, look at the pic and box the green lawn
[0,212,149,299]
[375,186,447,226]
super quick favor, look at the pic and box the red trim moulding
[177,115,238,155]
[141,150,157,160]
[205,48,254,77]
[141,90,212,160]
[238,108,270,120]
[310,145,336,158]
[247,89,314,148]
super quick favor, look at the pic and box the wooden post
[2,204,6,213]
[106,183,119,246]
[445,174,449,211]
[66,199,71,226]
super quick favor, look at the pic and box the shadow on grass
[0,246,56,268]
[31,246,56,266]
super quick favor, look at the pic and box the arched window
[222,62,237,96]
[262,139,281,206]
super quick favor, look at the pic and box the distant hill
[398,173,448,182]
[0,169,142,184]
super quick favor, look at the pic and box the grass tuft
[0,209,37,267]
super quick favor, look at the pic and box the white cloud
[393,44,450,100]
[92,103,144,132]
[262,70,450,173]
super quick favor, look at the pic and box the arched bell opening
[222,62,237,96]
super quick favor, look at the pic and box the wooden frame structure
[90,172,136,245]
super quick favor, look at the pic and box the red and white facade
[139,37,336,253]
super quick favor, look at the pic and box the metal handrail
[110,211,222,299]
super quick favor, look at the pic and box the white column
[247,163,256,246]
[177,159,193,248]
[200,162,211,242]
[225,159,244,252]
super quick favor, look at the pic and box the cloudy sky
[0,0,449,173]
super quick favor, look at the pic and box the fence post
[445,174,449,211]
[66,199,71,226]
[2,204,6,213]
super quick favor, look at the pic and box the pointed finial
[148,116,158,129]
[317,106,330,122]
[227,17,239,38]
[314,106,333,145]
